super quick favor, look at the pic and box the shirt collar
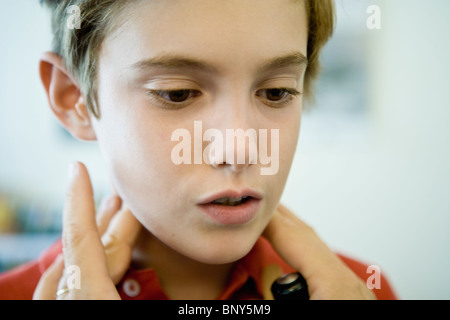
[38,236,295,300]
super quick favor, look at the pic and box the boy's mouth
[197,189,263,225]
[197,189,263,206]
[211,196,250,206]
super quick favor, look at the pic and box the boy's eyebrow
[258,51,308,73]
[130,51,308,74]
[131,54,219,74]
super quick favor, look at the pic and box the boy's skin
[33,0,375,299]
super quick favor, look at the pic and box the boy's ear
[39,52,97,141]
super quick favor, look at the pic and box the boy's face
[91,0,308,264]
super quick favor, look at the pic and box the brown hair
[41,0,334,118]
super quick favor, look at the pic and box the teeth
[212,196,249,206]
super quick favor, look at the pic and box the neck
[131,229,234,300]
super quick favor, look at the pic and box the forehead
[101,0,308,74]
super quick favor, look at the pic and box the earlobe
[39,52,97,141]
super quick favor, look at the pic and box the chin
[182,232,260,265]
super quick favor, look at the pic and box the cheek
[275,106,302,175]
[93,104,178,209]
[116,135,173,199]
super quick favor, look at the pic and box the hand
[264,204,376,300]
[33,162,141,300]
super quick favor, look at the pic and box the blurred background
[0,0,449,299]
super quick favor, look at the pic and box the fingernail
[99,195,119,211]
[55,253,64,263]
[68,162,80,180]
[53,254,65,267]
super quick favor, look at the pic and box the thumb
[264,204,343,280]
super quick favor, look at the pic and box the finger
[62,162,112,287]
[264,204,344,279]
[33,254,64,300]
[103,205,141,247]
[109,178,119,195]
[102,206,142,284]
[96,195,122,236]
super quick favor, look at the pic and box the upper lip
[197,189,263,205]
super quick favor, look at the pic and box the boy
[0,0,396,299]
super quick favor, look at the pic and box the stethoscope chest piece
[271,272,309,300]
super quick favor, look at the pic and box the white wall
[0,1,449,299]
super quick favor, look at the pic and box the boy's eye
[265,88,291,101]
[150,89,201,103]
[146,87,300,109]
[256,88,301,107]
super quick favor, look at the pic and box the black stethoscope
[271,272,309,300]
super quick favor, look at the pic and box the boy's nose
[204,92,259,173]
[206,128,258,173]
[208,102,258,173]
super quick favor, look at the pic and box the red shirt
[0,237,397,300]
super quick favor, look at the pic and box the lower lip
[198,198,261,225]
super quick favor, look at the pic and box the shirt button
[122,278,141,298]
